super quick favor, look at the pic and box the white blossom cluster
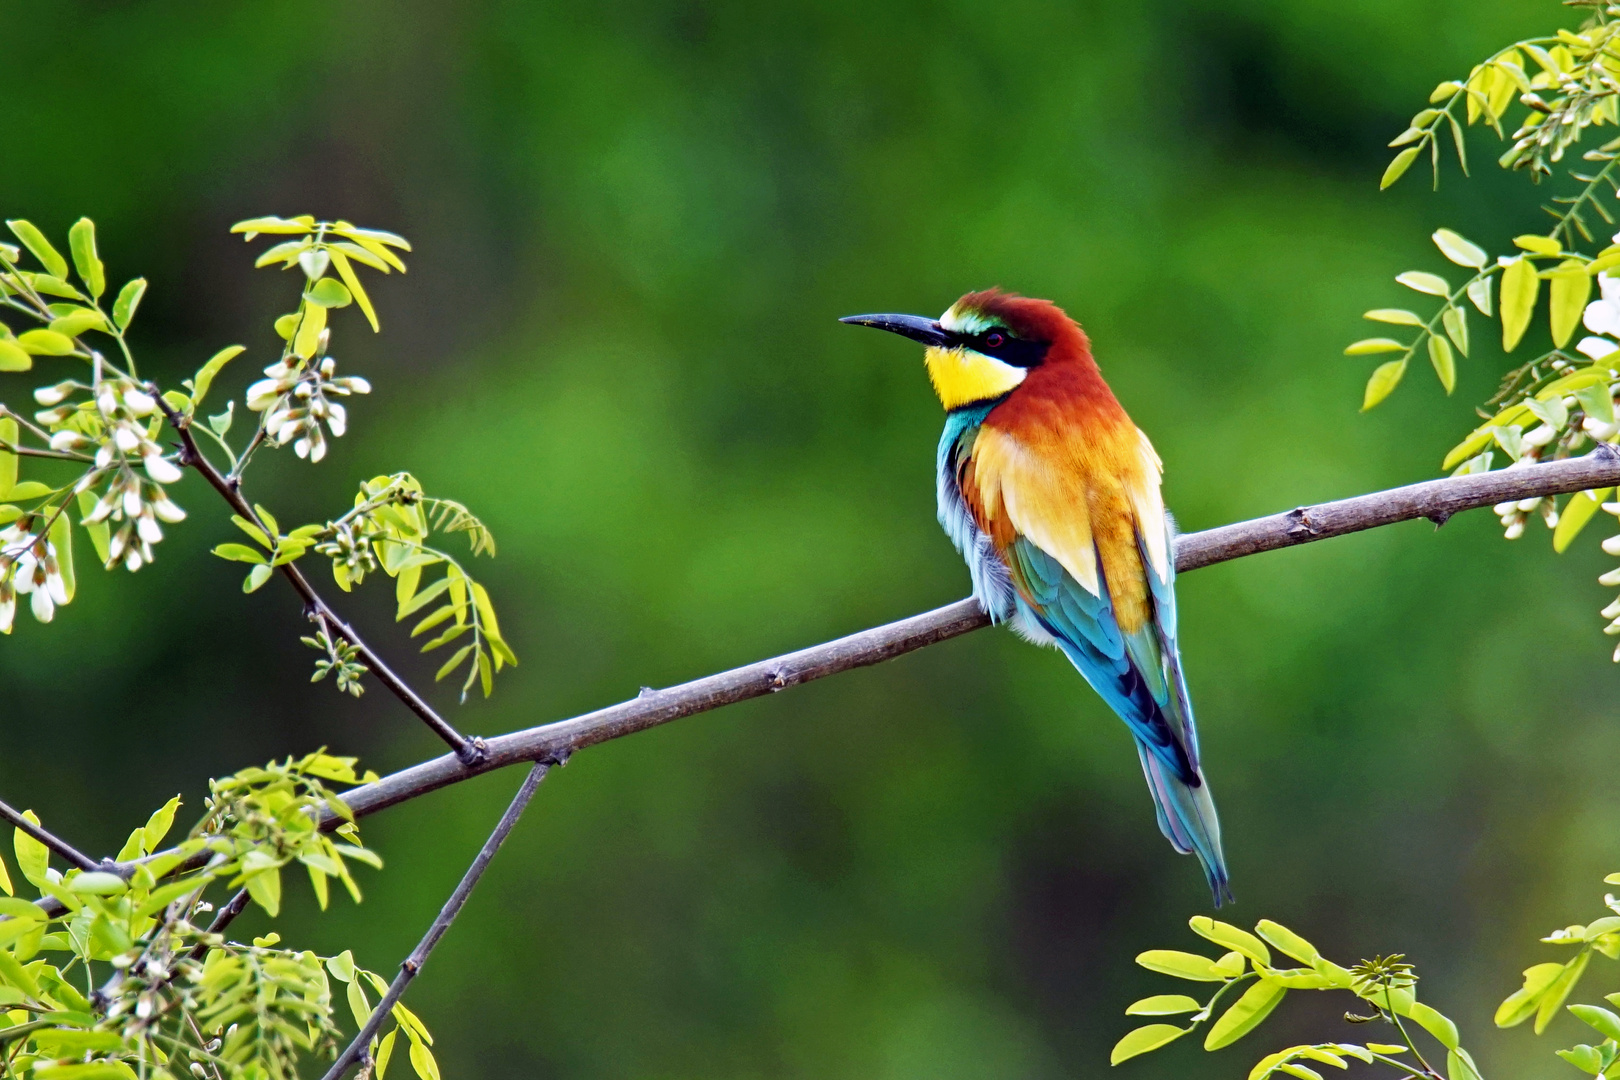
[0,517,67,630]
[1,375,190,632]
[245,342,370,463]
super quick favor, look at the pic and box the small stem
[1383,985,1440,1078]
[0,798,101,872]
[0,441,91,463]
[154,394,486,766]
[319,762,548,1080]
[227,427,266,483]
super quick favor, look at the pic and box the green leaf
[1570,1003,1620,1042]
[0,419,14,496]
[17,329,75,356]
[47,308,103,338]
[1204,979,1287,1050]
[1554,488,1611,553]
[1345,338,1406,355]
[1580,382,1617,427]
[1556,1045,1605,1075]
[1428,334,1455,394]
[0,851,12,898]
[0,340,30,371]
[330,249,380,331]
[1408,1001,1459,1050]
[66,219,103,299]
[1396,271,1450,296]
[1362,358,1407,410]
[1441,305,1468,356]
[48,509,73,603]
[1109,1023,1188,1064]
[1550,261,1592,348]
[1433,229,1487,268]
[294,303,327,359]
[244,564,273,593]
[13,813,47,889]
[111,278,146,330]
[1135,949,1229,982]
[212,542,267,565]
[1514,234,1562,255]
[6,220,67,279]
[1538,952,1591,1034]
[244,866,281,917]
[1364,309,1424,326]
[1125,994,1201,1016]
[1501,257,1540,352]
[1446,1047,1482,1080]
[1189,916,1271,965]
[307,277,353,307]
[68,871,126,895]
[274,312,300,340]
[1467,275,1494,317]
[409,1035,442,1080]
[434,643,475,681]
[4,482,51,501]
[347,975,372,1029]
[230,215,315,238]
[75,490,109,566]
[141,796,180,854]
[1277,1065,1323,1080]
[376,1027,399,1079]
[1381,146,1421,189]
[191,345,246,407]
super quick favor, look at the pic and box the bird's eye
[984,332,1005,349]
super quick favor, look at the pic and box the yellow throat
[924,346,1028,411]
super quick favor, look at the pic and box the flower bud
[48,430,87,451]
[122,389,157,416]
[143,452,183,485]
[150,496,186,523]
[1525,424,1558,447]
[1505,519,1526,540]
[32,381,76,406]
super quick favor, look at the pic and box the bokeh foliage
[2,0,1618,1078]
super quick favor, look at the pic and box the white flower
[121,389,157,416]
[1579,336,1619,360]
[150,495,186,523]
[142,450,183,484]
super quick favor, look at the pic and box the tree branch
[331,450,1620,819]
[0,798,101,873]
[21,451,1620,920]
[319,762,549,1080]
[156,397,487,766]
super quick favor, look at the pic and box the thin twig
[20,449,1620,921]
[0,441,93,463]
[319,762,549,1080]
[0,798,101,872]
[154,395,487,766]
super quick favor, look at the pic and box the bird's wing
[966,423,1200,783]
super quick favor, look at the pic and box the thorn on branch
[1427,511,1452,528]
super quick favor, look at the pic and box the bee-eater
[843,290,1230,903]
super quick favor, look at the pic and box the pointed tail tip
[1206,871,1235,909]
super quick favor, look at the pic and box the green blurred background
[1,0,1614,1075]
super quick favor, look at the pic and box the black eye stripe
[962,329,1048,368]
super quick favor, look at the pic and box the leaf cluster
[1111,916,1475,1080]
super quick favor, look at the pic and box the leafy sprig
[1111,916,1476,1080]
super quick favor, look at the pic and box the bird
[842,289,1230,904]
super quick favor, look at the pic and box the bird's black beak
[839,313,955,348]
